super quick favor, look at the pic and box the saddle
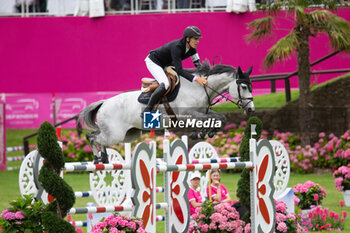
[139,66,180,121]
[141,66,180,96]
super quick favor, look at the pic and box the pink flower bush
[188,201,245,233]
[245,200,300,233]
[294,181,326,209]
[330,130,350,168]
[0,195,49,232]
[333,164,350,192]
[298,205,347,231]
[62,131,94,162]
[204,122,269,159]
[91,214,146,233]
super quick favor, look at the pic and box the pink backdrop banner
[4,92,120,128]
[0,10,349,94]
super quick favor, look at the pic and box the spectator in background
[206,169,232,203]
[178,0,189,8]
[188,171,203,215]
[15,0,47,13]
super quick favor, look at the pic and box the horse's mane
[196,61,236,77]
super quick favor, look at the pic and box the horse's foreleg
[183,110,226,139]
[181,110,213,139]
[207,110,226,138]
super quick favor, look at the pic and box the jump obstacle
[19,127,278,233]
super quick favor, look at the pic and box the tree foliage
[236,116,263,222]
[37,121,76,233]
[247,0,350,145]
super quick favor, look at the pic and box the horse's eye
[242,86,247,90]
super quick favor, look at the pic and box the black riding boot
[141,83,167,117]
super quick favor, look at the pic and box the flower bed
[91,214,146,233]
[0,195,46,233]
[298,203,347,231]
[188,201,245,233]
[294,181,327,210]
[333,164,350,192]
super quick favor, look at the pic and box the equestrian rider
[142,26,208,116]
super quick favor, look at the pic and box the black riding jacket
[148,38,201,82]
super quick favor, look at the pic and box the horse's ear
[237,66,243,78]
[247,66,253,75]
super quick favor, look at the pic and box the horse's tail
[78,100,104,131]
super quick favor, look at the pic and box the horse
[79,62,255,163]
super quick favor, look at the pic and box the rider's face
[187,37,200,49]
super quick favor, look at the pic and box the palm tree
[248,0,350,145]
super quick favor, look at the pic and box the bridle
[203,72,254,113]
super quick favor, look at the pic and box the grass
[212,72,350,113]
[1,170,349,232]
[2,73,350,232]
[212,90,300,112]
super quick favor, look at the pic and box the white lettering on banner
[6,114,39,120]
[186,119,196,127]
[163,118,222,129]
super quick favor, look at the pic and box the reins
[202,73,253,113]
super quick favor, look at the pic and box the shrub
[330,130,350,169]
[91,214,146,233]
[37,121,76,233]
[244,200,300,233]
[289,145,317,174]
[298,204,347,231]
[0,195,46,233]
[62,131,94,162]
[333,164,350,192]
[293,181,327,209]
[188,201,245,233]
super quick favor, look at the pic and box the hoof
[93,155,109,164]
[101,156,109,164]
[208,130,217,138]
[199,130,206,139]
[101,152,109,164]
[93,156,100,164]
[191,131,198,140]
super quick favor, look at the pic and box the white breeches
[145,56,170,90]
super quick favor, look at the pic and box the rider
[142,26,208,116]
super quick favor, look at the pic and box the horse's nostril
[248,108,252,113]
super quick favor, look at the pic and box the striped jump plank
[6,145,36,152]
[190,157,240,164]
[6,156,25,162]
[74,191,92,198]
[155,203,168,210]
[157,157,240,164]
[64,163,131,172]
[157,161,253,172]
[70,221,88,227]
[69,205,132,214]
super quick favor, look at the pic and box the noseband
[236,75,254,110]
[203,72,253,112]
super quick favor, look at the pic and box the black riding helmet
[183,26,202,39]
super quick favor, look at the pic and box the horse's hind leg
[86,131,107,164]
